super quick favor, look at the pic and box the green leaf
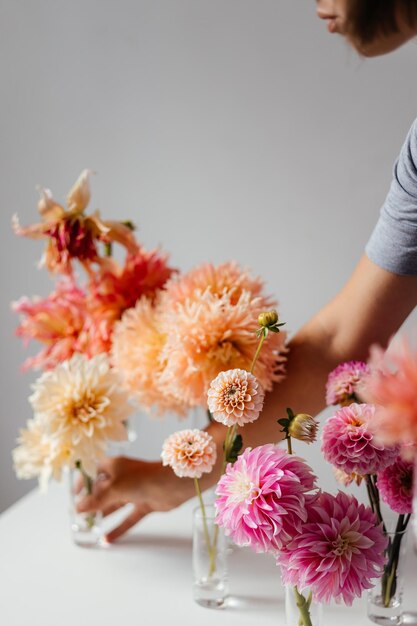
[226,434,243,464]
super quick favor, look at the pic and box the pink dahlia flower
[377,456,414,514]
[365,337,417,450]
[161,429,217,478]
[215,444,317,552]
[325,360,370,406]
[321,403,398,475]
[207,369,264,427]
[277,491,387,605]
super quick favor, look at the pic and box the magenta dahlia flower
[377,456,414,514]
[277,491,387,605]
[215,444,317,552]
[326,360,370,406]
[321,403,398,475]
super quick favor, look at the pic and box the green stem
[286,436,293,456]
[194,477,217,578]
[75,460,95,529]
[250,332,266,374]
[293,586,313,626]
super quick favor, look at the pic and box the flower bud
[258,310,279,328]
[288,413,318,444]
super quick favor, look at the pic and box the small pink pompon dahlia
[207,369,264,427]
[325,360,370,406]
[161,429,217,479]
[377,456,414,514]
[277,491,387,606]
[321,403,398,475]
[215,444,316,552]
[365,337,417,449]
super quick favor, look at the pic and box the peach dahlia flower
[207,369,264,427]
[161,429,217,478]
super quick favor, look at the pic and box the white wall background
[1,0,417,513]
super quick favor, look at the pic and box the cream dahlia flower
[161,429,217,478]
[29,353,132,477]
[207,368,265,427]
[12,417,71,490]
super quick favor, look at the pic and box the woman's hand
[76,456,197,543]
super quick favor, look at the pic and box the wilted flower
[288,413,318,444]
[13,170,139,275]
[207,369,264,427]
[377,456,414,514]
[277,491,387,605]
[326,360,370,406]
[161,429,217,478]
[215,444,317,552]
[321,403,399,475]
[28,353,132,477]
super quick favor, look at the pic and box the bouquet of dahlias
[12,170,175,372]
[323,359,414,615]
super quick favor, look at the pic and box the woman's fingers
[104,505,151,543]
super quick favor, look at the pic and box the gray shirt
[366,118,417,275]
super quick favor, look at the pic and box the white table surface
[1,484,416,626]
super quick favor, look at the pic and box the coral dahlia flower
[207,369,264,427]
[321,403,398,475]
[215,444,317,552]
[365,337,417,451]
[161,429,217,478]
[277,491,387,605]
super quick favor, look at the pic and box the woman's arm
[77,254,417,541]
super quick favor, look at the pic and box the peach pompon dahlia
[161,429,217,478]
[207,369,264,427]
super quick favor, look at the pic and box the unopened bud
[258,310,279,328]
[288,413,318,444]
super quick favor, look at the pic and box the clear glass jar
[285,585,323,626]
[367,527,408,625]
[192,504,229,608]
[69,464,103,548]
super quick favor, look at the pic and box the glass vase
[367,527,408,625]
[69,464,103,548]
[192,504,229,608]
[285,585,323,626]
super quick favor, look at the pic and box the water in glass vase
[192,504,229,608]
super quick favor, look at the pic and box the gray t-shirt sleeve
[366,118,417,275]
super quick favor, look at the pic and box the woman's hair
[346,0,417,45]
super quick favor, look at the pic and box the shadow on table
[110,533,192,551]
[226,594,283,612]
